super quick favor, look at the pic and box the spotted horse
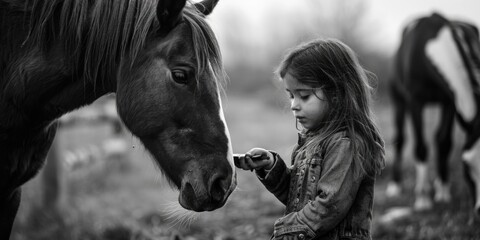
[387,12,480,216]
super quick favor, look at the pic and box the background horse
[0,0,236,238]
[387,12,480,216]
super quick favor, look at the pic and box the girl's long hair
[277,38,385,177]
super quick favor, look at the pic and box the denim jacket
[257,131,375,240]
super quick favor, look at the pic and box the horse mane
[7,0,225,89]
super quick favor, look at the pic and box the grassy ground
[11,94,480,240]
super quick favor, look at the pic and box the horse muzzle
[178,167,236,212]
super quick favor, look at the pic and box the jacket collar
[298,130,315,146]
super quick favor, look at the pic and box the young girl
[236,38,385,240]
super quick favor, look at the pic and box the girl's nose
[291,99,300,111]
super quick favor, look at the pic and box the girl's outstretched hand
[235,148,274,171]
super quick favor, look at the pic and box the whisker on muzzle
[160,201,201,229]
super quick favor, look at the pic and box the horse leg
[386,84,407,197]
[411,104,433,211]
[0,188,21,240]
[433,102,454,203]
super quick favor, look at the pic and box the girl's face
[283,73,329,130]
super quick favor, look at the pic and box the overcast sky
[206,0,480,55]
[367,0,480,50]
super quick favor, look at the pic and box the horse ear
[157,0,187,33]
[194,0,219,16]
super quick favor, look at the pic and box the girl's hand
[236,148,274,171]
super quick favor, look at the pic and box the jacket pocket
[305,157,322,200]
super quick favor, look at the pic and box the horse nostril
[209,175,228,203]
[183,181,196,203]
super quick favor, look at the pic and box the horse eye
[172,70,189,84]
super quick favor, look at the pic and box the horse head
[115,0,236,212]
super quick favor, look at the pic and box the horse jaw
[138,87,236,212]
[141,133,235,212]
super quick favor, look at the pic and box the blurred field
[5,0,480,239]
[11,93,480,240]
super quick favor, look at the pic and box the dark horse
[388,12,480,216]
[0,0,237,238]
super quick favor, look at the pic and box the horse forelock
[183,6,227,95]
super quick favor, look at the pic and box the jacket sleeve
[272,138,363,239]
[256,152,291,205]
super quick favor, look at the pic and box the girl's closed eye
[286,90,313,100]
[298,91,311,100]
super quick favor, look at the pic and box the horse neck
[0,37,114,131]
